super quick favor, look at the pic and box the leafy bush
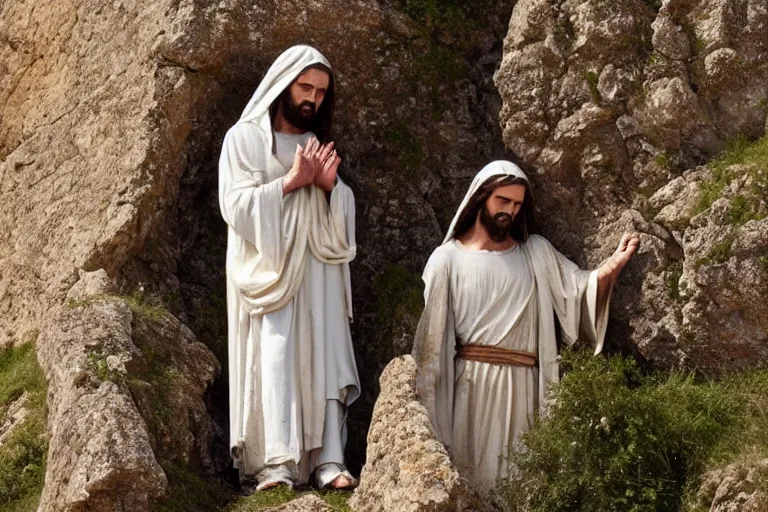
[490,349,743,512]
[0,339,48,512]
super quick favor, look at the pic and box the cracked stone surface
[495,0,768,370]
[350,356,491,512]
[37,277,220,512]
[693,459,768,512]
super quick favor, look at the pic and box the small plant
[708,240,733,264]
[585,70,601,104]
[728,195,764,226]
[125,285,167,321]
[696,166,733,214]
[655,151,671,169]
[666,263,684,302]
[759,255,768,275]
[152,461,232,512]
[696,134,768,216]
[490,349,744,512]
[86,350,124,383]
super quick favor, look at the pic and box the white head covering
[442,160,530,244]
[238,45,332,149]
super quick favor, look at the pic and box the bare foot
[330,474,353,489]
[259,481,283,491]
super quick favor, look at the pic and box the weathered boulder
[692,459,768,512]
[350,355,491,512]
[0,0,189,348]
[35,270,219,511]
[494,0,768,370]
[36,300,167,511]
[0,391,30,446]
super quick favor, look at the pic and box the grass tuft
[224,486,351,511]
[696,135,768,222]
[0,339,48,512]
[152,461,233,512]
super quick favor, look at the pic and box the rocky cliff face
[1,0,514,508]
[2,0,767,508]
[495,0,768,371]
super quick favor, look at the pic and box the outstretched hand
[598,233,640,283]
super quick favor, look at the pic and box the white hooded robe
[218,45,360,484]
[412,161,612,492]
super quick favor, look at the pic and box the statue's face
[288,68,330,118]
[480,183,526,242]
[485,183,526,221]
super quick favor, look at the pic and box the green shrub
[0,340,48,512]
[490,349,740,512]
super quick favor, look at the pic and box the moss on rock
[696,135,768,224]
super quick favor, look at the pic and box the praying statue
[412,160,639,492]
[218,45,359,491]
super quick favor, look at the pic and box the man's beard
[480,204,513,243]
[281,89,317,131]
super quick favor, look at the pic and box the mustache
[493,212,513,224]
[298,101,316,115]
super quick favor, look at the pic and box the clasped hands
[282,137,341,196]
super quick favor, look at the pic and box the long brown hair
[451,175,537,243]
[269,63,335,143]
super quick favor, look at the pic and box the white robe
[219,121,360,483]
[413,236,611,492]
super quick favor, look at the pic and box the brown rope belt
[455,344,537,367]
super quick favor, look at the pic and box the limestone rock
[36,300,168,512]
[651,9,691,60]
[649,168,706,230]
[0,391,30,446]
[35,290,220,511]
[693,459,768,512]
[679,192,768,371]
[349,355,491,512]
[66,269,115,301]
[495,0,768,370]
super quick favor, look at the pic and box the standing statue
[219,45,359,490]
[412,160,639,492]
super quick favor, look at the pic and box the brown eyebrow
[296,81,328,92]
[496,194,523,204]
